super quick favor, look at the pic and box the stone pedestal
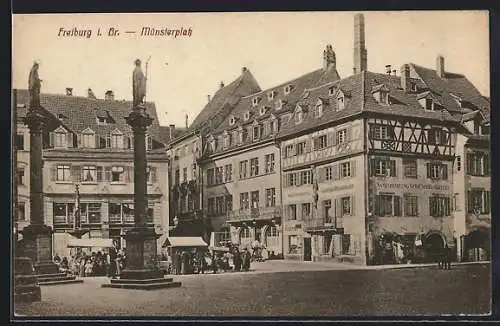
[102,103,181,290]
[21,224,58,274]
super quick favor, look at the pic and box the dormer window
[284,84,293,95]
[253,123,261,141]
[337,96,345,111]
[314,100,324,118]
[275,99,285,110]
[223,132,232,148]
[81,128,96,149]
[145,134,153,151]
[303,91,310,99]
[243,111,250,121]
[411,83,418,92]
[268,91,277,100]
[97,117,108,125]
[110,129,124,149]
[260,106,268,116]
[328,87,335,96]
[252,97,261,107]
[295,107,303,124]
[52,126,69,148]
[425,98,434,111]
[372,84,390,105]
[229,116,236,126]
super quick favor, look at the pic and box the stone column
[22,106,58,274]
[120,107,162,279]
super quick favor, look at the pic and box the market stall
[162,237,209,274]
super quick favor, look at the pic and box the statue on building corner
[28,61,42,109]
[132,59,147,108]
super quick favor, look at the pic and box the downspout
[277,134,284,258]
[361,71,371,265]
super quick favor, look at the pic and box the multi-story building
[453,107,490,262]
[14,88,170,258]
[167,68,261,243]
[199,44,341,254]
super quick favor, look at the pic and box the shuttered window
[429,196,451,217]
[375,194,401,216]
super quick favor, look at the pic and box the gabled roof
[410,63,490,117]
[15,89,163,144]
[212,66,341,134]
[187,68,261,132]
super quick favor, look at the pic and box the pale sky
[12,11,489,127]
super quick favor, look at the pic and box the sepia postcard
[11,11,491,319]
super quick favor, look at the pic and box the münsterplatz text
[140,27,193,38]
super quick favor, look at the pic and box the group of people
[168,246,253,275]
[53,246,127,278]
[438,244,453,270]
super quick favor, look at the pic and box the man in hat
[132,59,147,108]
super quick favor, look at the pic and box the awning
[162,237,208,248]
[67,238,114,248]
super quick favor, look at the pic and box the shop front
[461,227,490,262]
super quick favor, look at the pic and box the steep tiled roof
[213,67,341,135]
[15,89,163,143]
[410,63,490,119]
[159,125,187,145]
[278,70,465,140]
[188,68,261,132]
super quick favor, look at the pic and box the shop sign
[376,183,449,191]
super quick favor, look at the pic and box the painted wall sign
[376,183,449,191]
[321,184,355,193]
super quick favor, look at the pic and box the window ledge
[55,181,73,184]
[81,182,98,185]
[110,182,127,185]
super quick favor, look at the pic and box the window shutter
[389,160,396,177]
[313,137,319,150]
[369,125,375,139]
[466,154,473,175]
[429,197,435,217]
[426,163,431,178]
[67,133,74,148]
[327,132,334,146]
[50,167,57,181]
[96,166,103,182]
[305,139,311,153]
[467,191,473,213]
[49,132,54,147]
[350,196,355,216]
[123,136,128,149]
[375,195,380,216]
[441,165,448,180]
[151,167,157,183]
[282,148,286,159]
[331,132,337,146]
[94,134,99,148]
[77,134,82,148]
[350,160,356,177]
[370,158,376,177]
[445,197,451,216]
[332,164,339,180]
[483,155,490,176]
[296,173,302,186]
[440,131,447,145]
[104,167,111,182]
[484,191,491,214]
[71,166,81,182]
[334,198,341,218]
[318,167,326,182]
[346,127,352,142]
[125,167,131,182]
[106,134,111,148]
[394,196,401,216]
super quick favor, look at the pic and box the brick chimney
[169,124,175,140]
[242,67,248,74]
[220,81,225,89]
[353,13,368,74]
[66,88,73,96]
[400,64,411,92]
[207,95,211,102]
[185,114,189,129]
[436,55,445,78]
[105,90,114,101]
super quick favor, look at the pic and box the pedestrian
[444,244,452,270]
[212,251,218,274]
[233,248,242,272]
[174,250,181,275]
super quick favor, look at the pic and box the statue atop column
[132,59,147,108]
[28,61,42,109]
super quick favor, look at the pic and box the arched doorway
[424,232,444,263]
[240,226,252,249]
[264,225,280,255]
[464,228,490,262]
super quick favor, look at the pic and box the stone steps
[38,278,84,286]
[35,273,84,285]
[102,280,182,290]
[109,277,174,284]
